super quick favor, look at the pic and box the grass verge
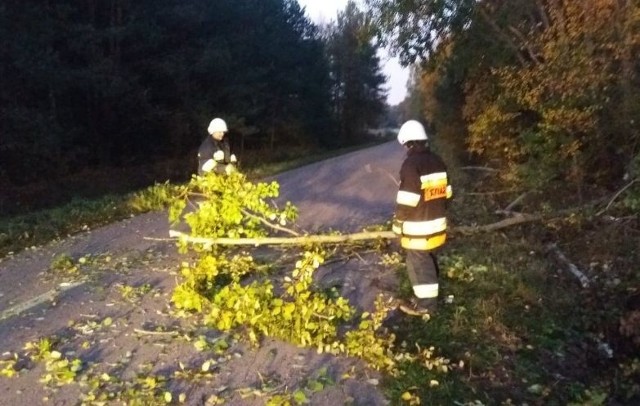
[381,164,640,404]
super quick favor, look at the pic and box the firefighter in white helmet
[392,120,452,317]
[198,117,238,175]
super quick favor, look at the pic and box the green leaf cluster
[0,355,19,378]
[170,172,297,251]
[23,338,83,387]
[168,174,434,373]
[343,296,398,372]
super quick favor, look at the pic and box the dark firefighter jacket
[392,145,452,250]
[197,136,235,175]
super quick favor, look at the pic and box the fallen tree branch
[169,215,544,246]
[133,328,180,337]
[166,199,607,247]
[465,190,517,196]
[546,243,590,288]
[503,192,529,212]
[475,197,608,234]
[454,213,543,235]
[0,279,87,322]
[460,166,500,173]
[602,214,639,223]
[596,178,638,216]
[168,229,397,246]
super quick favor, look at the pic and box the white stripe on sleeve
[396,190,421,207]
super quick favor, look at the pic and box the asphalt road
[0,141,405,406]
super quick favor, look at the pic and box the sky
[296,0,409,106]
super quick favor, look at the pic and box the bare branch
[240,209,301,237]
[465,190,517,196]
[503,192,529,212]
[168,229,396,246]
[460,166,500,173]
[507,25,543,65]
[170,215,546,246]
[477,7,528,66]
[535,0,551,29]
[546,243,590,288]
[596,179,638,216]
[454,213,543,235]
[167,199,608,247]
[133,328,180,337]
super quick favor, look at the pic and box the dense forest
[0,0,392,207]
[4,0,639,213]
[369,0,640,200]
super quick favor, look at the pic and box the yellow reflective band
[413,284,439,299]
[396,190,421,207]
[401,234,447,250]
[402,218,447,236]
[420,172,447,183]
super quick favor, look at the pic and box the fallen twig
[546,243,590,288]
[240,209,301,237]
[0,279,87,322]
[133,328,180,337]
[465,190,517,196]
[602,215,639,223]
[503,192,529,212]
[596,178,638,216]
[460,166,499,173]
[454,213,543,235]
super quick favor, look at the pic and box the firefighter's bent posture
[392,120,452,316]
[198,118,237,176]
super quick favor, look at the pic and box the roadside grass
[382,166,640,405]
[385,231,598,404]
[0,187,181,259]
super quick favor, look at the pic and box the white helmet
[208,118,228,134]
[397,120,428,145]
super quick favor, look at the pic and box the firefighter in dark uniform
[198,117,238,176]
[392,120,452,317]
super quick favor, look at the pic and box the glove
[230,154,237,163]
[446,185,453,199]
[224,164,237,175]
[392,217,403,235]
[202,159,216,173]
[213,150,225,161]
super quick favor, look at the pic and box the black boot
[399,297,437,317]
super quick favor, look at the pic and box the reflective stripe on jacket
[394,146,451,250]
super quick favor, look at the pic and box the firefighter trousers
[406,250,440,309]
